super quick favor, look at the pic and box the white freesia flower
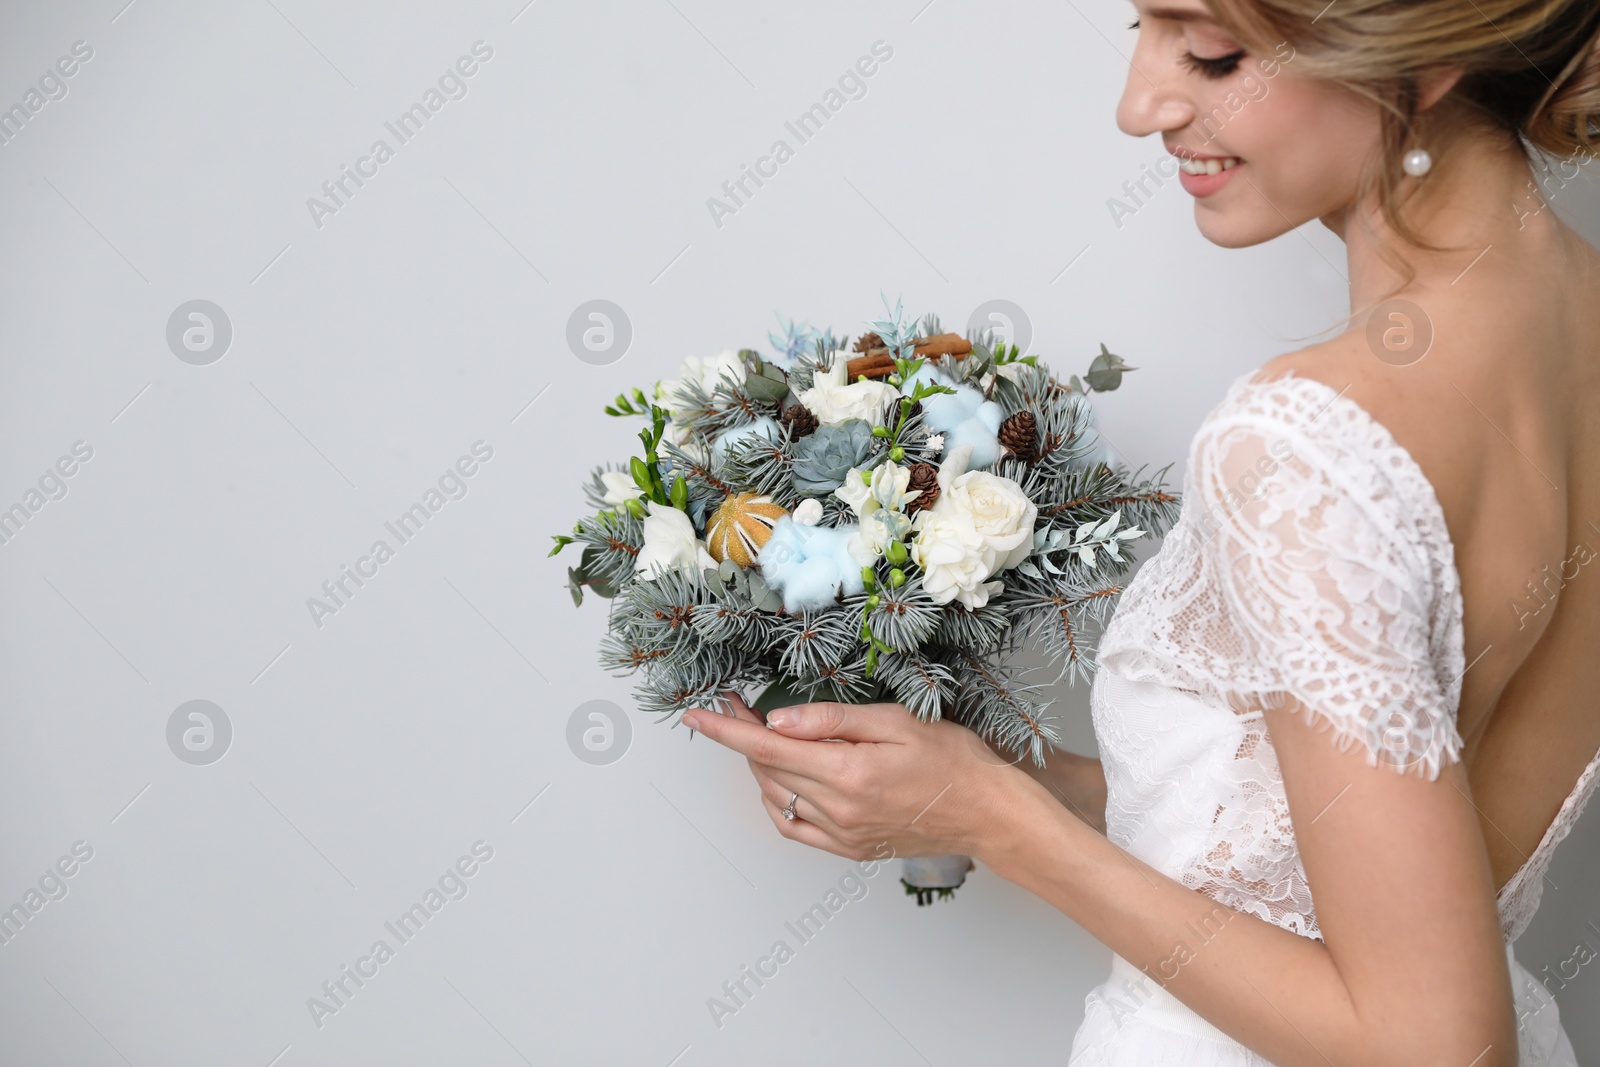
[834,461,919,518]
[852,509,901,561]
[994,360,1031,385]
[634,500,716,580]
[833,467,873,515]
[868,461,917,512]
[834,461,920,561]
[657,350,746,416]
[796,353,899,426]
[598,470,638,507]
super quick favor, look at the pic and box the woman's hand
[680,693,1025,863]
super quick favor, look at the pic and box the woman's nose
[1115,55,1193,140]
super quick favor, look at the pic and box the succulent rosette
[553,299,1182,903]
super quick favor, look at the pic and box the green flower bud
[889,568,907,588]
[889,446,905,462]
[885,540,909,566]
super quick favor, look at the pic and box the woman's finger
[718,690,765,726]
[757,772,840,832]
[764,700,909,743]
[760,795,850,855]
[683,706,846,781]
[751,760,838,815]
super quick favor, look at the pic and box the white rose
[634,500,716,580]
[658,349,747,415]
[598,470,638,507]
[911,505,1002,610]
[938,458,1037,572]
[796,354,899,426]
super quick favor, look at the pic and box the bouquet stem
[900,854,974,906]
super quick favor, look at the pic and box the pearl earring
[1402,147,1433,177]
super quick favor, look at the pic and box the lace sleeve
[1189,392,1465,780]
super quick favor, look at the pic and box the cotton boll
[711,416,779,463]
[934,399,1004,469]
[756,516,868,612]
[899,362,956,395]
[783,557,848,612]
[946,419,1001,469]
[918,382,982,432]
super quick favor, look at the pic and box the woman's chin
[1193,207,1295,250]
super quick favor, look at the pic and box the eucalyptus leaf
[744,359,791,404]
[1086,343,1137,392]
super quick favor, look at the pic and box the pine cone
[906,462,940,513]
[853,332,884,353]
[780,403,820,439]
[998,410,1039,462]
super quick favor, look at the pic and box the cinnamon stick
[844,332,973,380]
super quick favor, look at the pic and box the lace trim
[1496,745,1600,942]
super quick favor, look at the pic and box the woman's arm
[1004,747,1107,835]
[683,696,1518,1067]
[981,710,1516,1067]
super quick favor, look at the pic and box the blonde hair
[1203,0,1600,277]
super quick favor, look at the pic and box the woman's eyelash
[1180,48,1246,79]
[1126,18,1246,79]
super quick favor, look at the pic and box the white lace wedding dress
[1066,368,1600,1066]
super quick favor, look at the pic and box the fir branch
[776,610,859,678]
[849,573,941,652]
[951,650,1059,766]
[876,649,957,720]
[787,646,879,704]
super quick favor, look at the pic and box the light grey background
[0,1,1594,1064]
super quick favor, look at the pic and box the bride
[680,0,1600,1063]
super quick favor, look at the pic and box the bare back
[1262,219,1600,892]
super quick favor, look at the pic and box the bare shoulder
[1241,336,1487,517]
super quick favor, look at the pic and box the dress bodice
[1091,367,1600,944]
[1069,368,1595,1065]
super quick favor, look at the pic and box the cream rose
[937,459,1037,572]
[910,443,1036,609]
[911,505,1002,609]
[796,354,899,426]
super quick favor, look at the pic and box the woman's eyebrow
[1139,6,1218,23]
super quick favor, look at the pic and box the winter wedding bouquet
[553,298,1181,902]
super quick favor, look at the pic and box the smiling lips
[1175,154,1240,175]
